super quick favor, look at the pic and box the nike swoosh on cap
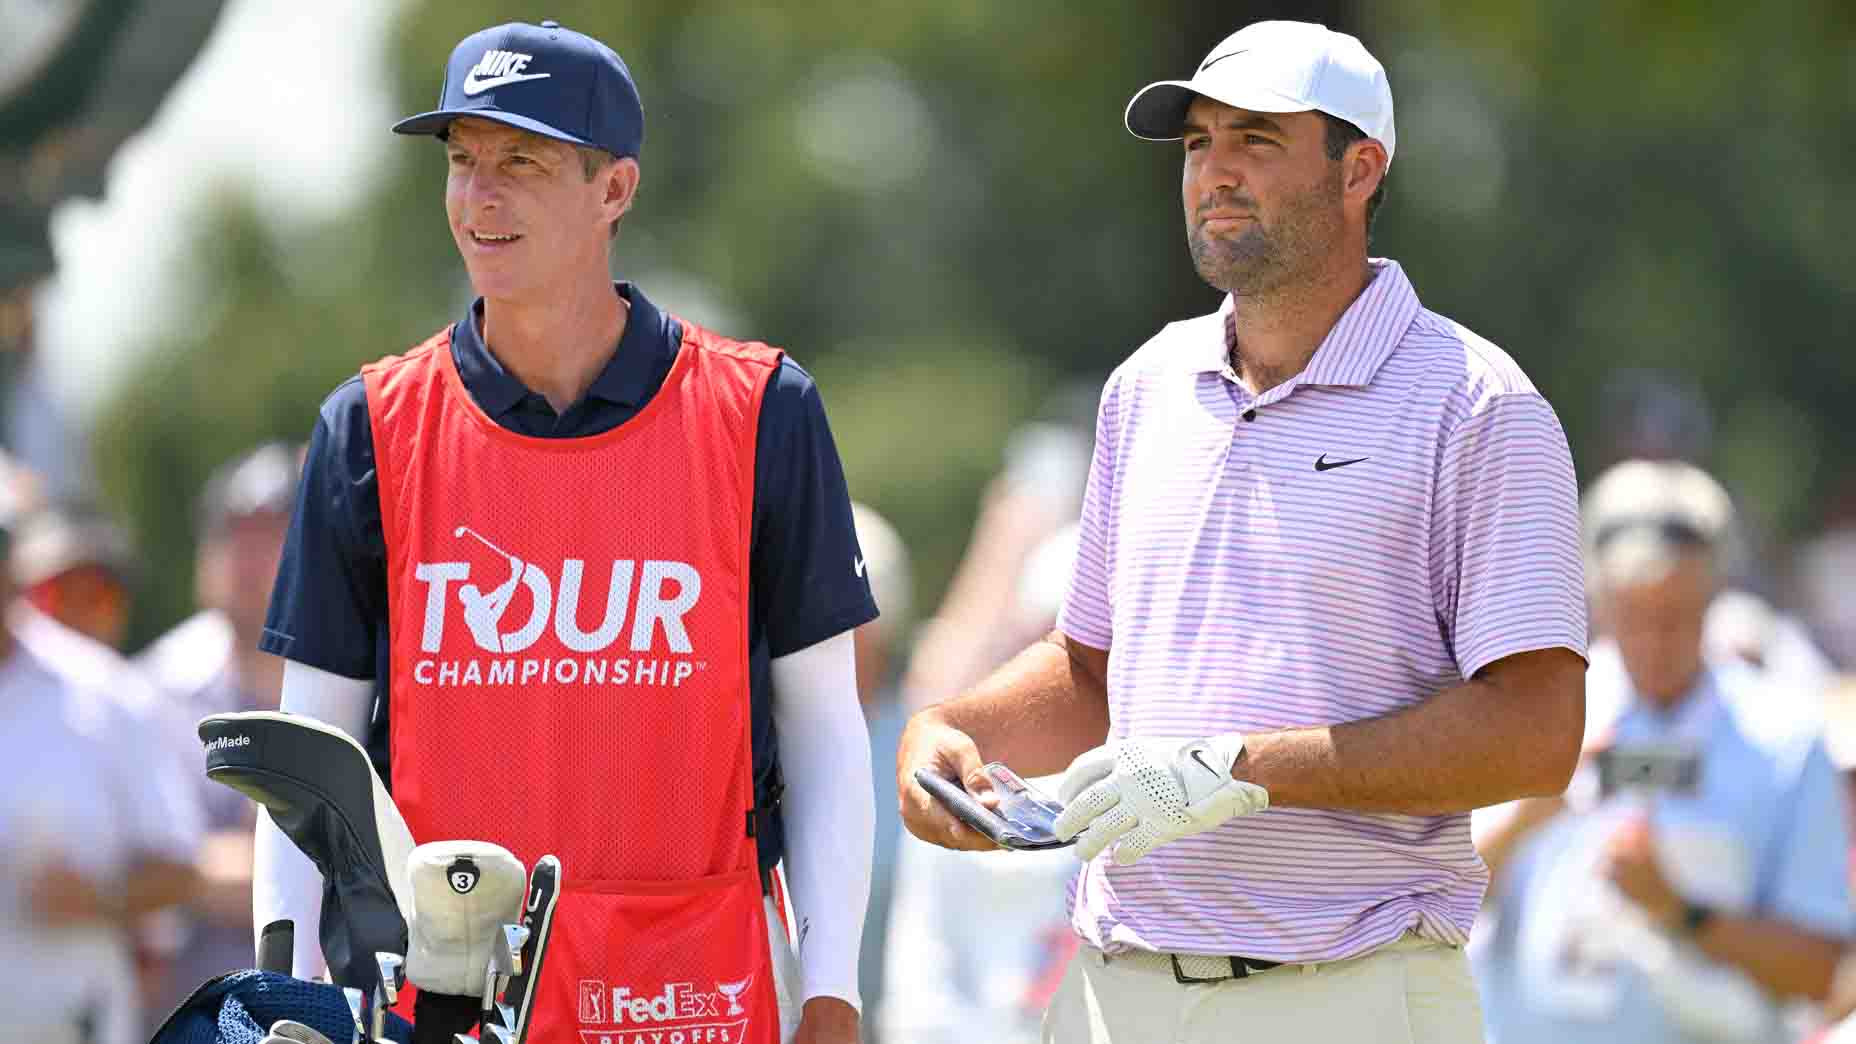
[1199,48,1249,73]
[462,70,552,96]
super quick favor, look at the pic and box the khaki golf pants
[1041,933,1484,1043]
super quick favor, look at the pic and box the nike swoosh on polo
[854,556,866,578]
[462,70,552,96]
[1199,48,1250,73]
[1314,454,1369,472]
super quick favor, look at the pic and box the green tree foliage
[1372,1,1856,546]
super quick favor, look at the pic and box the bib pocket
[528,867,778,1044]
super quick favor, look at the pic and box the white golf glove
[1053,735,1268,864]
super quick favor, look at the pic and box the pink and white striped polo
[1058,258,1586,962]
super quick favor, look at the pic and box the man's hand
[897,715,1000,852]
[1054,735,1268,864]
[1603,815,1684,930]
[791,996,859,1044]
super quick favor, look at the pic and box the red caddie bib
[363,318,783,1044]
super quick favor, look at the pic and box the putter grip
[257,919,294,974]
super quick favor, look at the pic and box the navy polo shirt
[260,283,878,875]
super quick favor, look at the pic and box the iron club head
[481,956,501,1024]
[370,988,387,1044]
[501,923,530,977]
[374,952,405,1004]
[268,1020,337,1044]
[341,987,366,1044]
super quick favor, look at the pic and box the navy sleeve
[261,376,389,681]
[750,356,879,657]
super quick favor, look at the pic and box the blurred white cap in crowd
[852,501,912,642]
[10,503,135,587]
[1583,459,1737,592]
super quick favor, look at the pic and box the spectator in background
[1702,587,1837,699]
[849,501,913,1037]
[0,275,94,501]
[1826,679,1856,896]
[900,402,1094,714]
[0,465,204,1044]
[878,400,1091,1043]
[1473,459,1851,1043]
[1817,679,1856,1041]
[11,501,137,649]
[1594,369,1714,470]
[135,443,300,1010]
[880,522,1081,1044]
[0,474,204,1033]
[1794,480,1856,671]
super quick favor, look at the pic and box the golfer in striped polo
[897,21,1587,1042]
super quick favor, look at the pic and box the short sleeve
[1430,394,1588,679]
[260,378,388,680]
[751,357,879,657]
[1757,740,1854,937]
[1058,375,1119,650]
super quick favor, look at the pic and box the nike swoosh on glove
[1053,735,1269,864]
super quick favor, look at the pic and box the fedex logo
[611,983,721,1023]
[415,526,701,655]
[578,976,754,1040]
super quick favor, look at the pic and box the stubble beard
[1188,166,1346,301]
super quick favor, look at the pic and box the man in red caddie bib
[249,19,877,1044]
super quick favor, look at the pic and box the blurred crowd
[5,340,1856,1044]
[0,434,301,1043]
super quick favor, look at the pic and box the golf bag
[146,971,412,1044]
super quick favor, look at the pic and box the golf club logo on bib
[448,856,481,895]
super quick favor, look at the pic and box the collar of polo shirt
[1189,259,1422,390]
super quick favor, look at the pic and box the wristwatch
[1679,900,1716,937]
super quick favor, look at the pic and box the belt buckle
[1170,955,1249,985]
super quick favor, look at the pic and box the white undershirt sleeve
[253,659,375,978]
[769,630,873,1011]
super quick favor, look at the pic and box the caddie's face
[443,118,621,300]
[1180,98,1344,296]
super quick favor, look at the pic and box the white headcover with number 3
[405,840,527,996]
[1053,735,1269,864]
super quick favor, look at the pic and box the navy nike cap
[392,20,643,159]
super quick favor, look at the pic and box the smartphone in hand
[915,762,1075,850]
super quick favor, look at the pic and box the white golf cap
[1581,459,1737,590]
[1125,21,1395,164]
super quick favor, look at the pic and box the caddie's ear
[605,156,641,223]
